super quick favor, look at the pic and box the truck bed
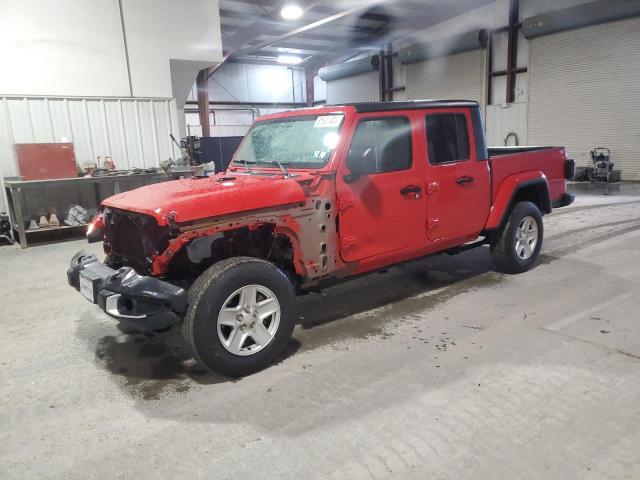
[489,146,568,205]
[488,146,560,156]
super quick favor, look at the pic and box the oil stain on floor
[95,331,301,400]
[94,331,236,400]
[294,248,502,349]
[93,248,502,401]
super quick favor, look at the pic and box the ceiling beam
[303,0,495,65]
[222,0,318,53]
[400,0,492,30]
[311,5,391,23]
[232,0,393,57]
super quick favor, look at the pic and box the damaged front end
[67,250,187,332]
[102,207,171,274]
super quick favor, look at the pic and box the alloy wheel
[217,284,281,356]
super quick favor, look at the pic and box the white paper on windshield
[314,115,343,128]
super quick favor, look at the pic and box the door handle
[456,176,475,185]
[400,185,422,196]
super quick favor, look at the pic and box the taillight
[564,159,576,180]
[87,213,105,243]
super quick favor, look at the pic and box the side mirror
[345,146,377,182]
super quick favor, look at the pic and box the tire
[491,201,543,274]
[183,257,296,377]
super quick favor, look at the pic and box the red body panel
[486,147,568,229]
[335,110,427,262]
[102,173,308,226]
[98,103,570,282]
[422,108,491,243]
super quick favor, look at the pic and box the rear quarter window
[425,114,470,165]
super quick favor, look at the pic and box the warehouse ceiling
[219,0,494,66]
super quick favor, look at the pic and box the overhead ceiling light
[278,47,303,54]
[280,4,303,20]
[277,55,303,65]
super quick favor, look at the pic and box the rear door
[336,112,426,261]
[423,109,490,241]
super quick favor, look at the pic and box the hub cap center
[514,215,539,260]
[217,284,281,357]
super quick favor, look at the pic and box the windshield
[232,114,344,169]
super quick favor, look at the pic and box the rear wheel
[491,201,543,274]
[183,257,296,377]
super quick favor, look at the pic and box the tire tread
[183,256,294,376]
[491,201,543,274]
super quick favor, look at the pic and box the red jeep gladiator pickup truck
[68,100,575,376]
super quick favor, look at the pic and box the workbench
[4,172,191,248]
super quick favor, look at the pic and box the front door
[423,109,490,241]
[336,113,426,262]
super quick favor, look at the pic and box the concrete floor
[1,189,640,479]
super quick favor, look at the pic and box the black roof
[331,99,480,113]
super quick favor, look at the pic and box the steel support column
[305,64,320,107]
[487,0,525,105]
[505,0,520,103]
[379,44,403,101]
[196,69,210,138]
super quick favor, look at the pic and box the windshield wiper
[234,158,254,175]
[269,159,292,178]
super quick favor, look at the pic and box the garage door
[404,50,486,109]
[527,17,640,180]
[326,71,380,105]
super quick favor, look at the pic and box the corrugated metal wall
[184,110,254,138]
[404,50,486,109]
[527,17,640,179]
[313,75,327,103]
[325,71,380,105]
[184,106,290,138]
[486,102,528,146]
[0,96,181,180]
[186,63,307,105]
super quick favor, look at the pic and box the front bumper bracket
[67,251,187,332]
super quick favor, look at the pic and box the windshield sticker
[314,115,343,128]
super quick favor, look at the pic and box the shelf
[4,171,189,248]
[23,224,87,234]
[4,172,168,189]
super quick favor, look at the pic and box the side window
[348,117,412,173]
[425,114,470,165]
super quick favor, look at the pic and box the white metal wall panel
[210,125,251,137]
[214,109,255,127]
[104,101,128,168]
[313,75,327,103]
[208,63,306,104]
[326,71,380,105]
[184,106,290,139]
[138,102,157,169]
[486,102,528,146]
[404,50,486,109]
[0,96,181,181]
[391,56,407,101]
[184,112,203,137]
[527,17,640,180]
[121,101,144,168]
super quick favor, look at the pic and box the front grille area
[103,208,169,273]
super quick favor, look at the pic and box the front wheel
[491,201,543,274]
[183,257,296,377]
